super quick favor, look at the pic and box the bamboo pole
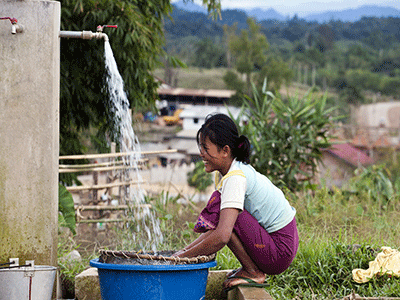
[75,204,151,211]
[169,182,200,212]
[60,165,146,174]
[77,219,125,224]
[59,159,147,169]
[66,180,145,192]
[59,149,177,160]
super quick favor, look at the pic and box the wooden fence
[60,149,177,224]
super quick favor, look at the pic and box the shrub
[232,81,340,191]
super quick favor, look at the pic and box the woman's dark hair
[196,113,251,164]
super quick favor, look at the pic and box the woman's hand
[171,249,186,257]
[171,209,239,258]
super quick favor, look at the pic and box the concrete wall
[353,102,400,128]
[0,0,60,266]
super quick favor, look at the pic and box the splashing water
[104,40,163,251]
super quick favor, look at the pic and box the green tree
[282,15,307,42]
[223,23,238,68]
[193,37,226,68]
[224,18,294,95]
[255,57,293,92]
[316,24,335,52]
[338,84,365,105]
[318,63,339,90]
[228,18,269,93]
[345,69,382,92]
[344,44,375,70]
[380,76,400,96]
[223,70,245,93]
[232,81,339,191]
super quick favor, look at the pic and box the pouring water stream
[104,40,163,252]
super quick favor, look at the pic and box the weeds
[58,234,97,298]
[267,241,400,299]
[60,183,400,299]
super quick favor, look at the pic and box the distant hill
[245,8,287,21]
[166,7,223,38]
[303,5,400,23]
[172,0,207,13]
[172,1,287,21]
[172,1,400,23]
[216,9,248,28]
[166,4,400,52]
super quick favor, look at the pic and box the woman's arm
[173,230,213,256]
[175,208,240,258]
[185,230,213,250]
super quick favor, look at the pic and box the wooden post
[297,63,302,83]
[303,65,308,86]
[93,160,98,203]
[312,64,316,86]
[110,142,116,201]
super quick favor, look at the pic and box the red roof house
[317,143,374,188]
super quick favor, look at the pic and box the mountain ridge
[303,5,400,22]
[172,1,400,23]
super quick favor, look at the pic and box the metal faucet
[1,17,24,34]
[97,25,118,32]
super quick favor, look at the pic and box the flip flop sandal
[223,276,269,293]
[226,268,241,278]
[228,271,269,283]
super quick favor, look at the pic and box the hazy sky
[173,0,400,16]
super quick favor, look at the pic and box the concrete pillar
[0,0,60,267]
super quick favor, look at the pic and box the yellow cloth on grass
[352,246,400,283]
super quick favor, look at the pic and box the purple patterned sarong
[194,190,299,275]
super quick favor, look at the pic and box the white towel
[352,246,400,283]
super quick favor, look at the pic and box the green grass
[57,234,98,297]
[152,66,344,109]
[153,67,395,106]
[153,67,230,90]
[153,187,400,299]
[267,241,400,299]
[60,185,400,299]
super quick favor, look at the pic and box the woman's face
[199,136,230,175]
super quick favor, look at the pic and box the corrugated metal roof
[203,89,237,98]
[351,134,370,148]
[175,130,198,139]
[373,135,391,148]
[179,105,241,119]
[324,143,374,167]
[158,87,236,98]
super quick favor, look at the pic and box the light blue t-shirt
[215,160,296,233]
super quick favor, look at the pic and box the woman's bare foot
[223,268,266,290]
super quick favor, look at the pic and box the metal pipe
[59,30,109,42]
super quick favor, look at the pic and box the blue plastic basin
[90,258,217,300]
